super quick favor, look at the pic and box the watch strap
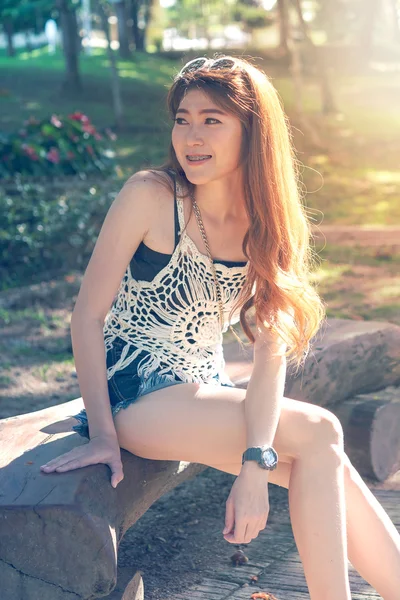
[242,447,263,464]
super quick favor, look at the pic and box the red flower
[82,123,97,135]
[67,151,76,159]
[46,147,60,164]
[22,144,39,161]
[69,111,90,124]
[86,145,94,156]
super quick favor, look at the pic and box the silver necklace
[190,190,242,342]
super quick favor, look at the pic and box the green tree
[0,0,54,56]
[128,0,154,51]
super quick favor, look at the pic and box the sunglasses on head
[176,57,237,78]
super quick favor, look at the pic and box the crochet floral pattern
[103,179,249,386]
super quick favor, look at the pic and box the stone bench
[1,318,400,600]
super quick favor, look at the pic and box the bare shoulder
[124,169,173,194]
[117,169,173,216]
[71,170,175,321]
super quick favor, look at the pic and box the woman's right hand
[40,433,124,488]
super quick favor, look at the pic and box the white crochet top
[103,180,249,386]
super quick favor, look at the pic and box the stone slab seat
[1,318,400,600]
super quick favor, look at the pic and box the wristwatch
[242,445,279,471]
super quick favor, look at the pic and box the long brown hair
[149,54,325,366]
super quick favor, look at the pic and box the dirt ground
[114,465,400,600]
[113,467,291,600]
[312,225,400,247]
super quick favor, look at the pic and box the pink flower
[46,147,60,164]
[86,145,94,156]
[51,114,63,128]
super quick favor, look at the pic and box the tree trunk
[4,19,15,57]
[130,0,149,51]
[0,397,206,600]
[359,0,381,60]
[130,0,141,50]
[277,0,289,56]
[292,0,338,115]
[330,397,400,482]
[388,0,400,44]
[115,0,131,59]
[284,0,322,148]
[98,2,124,129]
[57,0,82,93]
[141,0,151,51]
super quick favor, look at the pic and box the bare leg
[344,459,400,600]
[113,385,400,598]
[288,420,351,600]
[213,457,400,599]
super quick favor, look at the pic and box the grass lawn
[1,46,400,225]
[0,47,399,411]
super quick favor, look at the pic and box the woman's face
[171,88,243,184]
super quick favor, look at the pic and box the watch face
[262,448,277,468]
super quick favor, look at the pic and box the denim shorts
[71,337,235,440]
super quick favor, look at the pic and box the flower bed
[0,112,117,179]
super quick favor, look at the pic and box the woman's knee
[290,402,345,460]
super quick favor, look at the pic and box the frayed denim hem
[71,410,91,440]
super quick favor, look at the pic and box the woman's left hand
[223,462,270,544]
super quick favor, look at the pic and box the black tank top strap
[173,175,180,249]
[166,168,180,250]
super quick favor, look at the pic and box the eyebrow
[175,108,227,116]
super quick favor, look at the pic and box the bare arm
[223,319,287,543]
[241,318,287,473]
[70,171,163,439]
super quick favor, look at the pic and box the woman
[40,55,400,599]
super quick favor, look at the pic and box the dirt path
[312,225,400,247]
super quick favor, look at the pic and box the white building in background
[0,30,52,50]
[162,24,251,52]
[44,19,58,53]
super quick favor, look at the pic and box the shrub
[0,112,117,179]
[0,179,121,289]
